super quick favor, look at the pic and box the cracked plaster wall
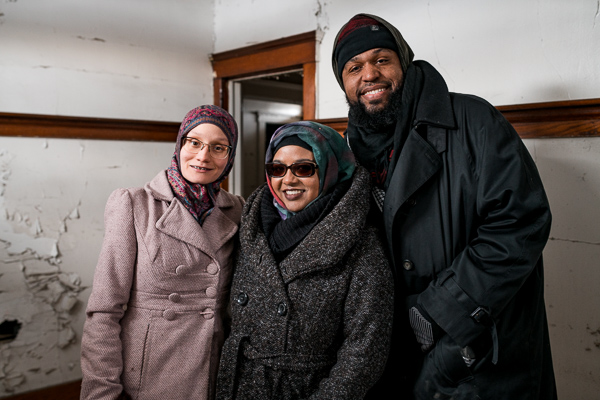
[0,138,172,397]
[0,0,212,397]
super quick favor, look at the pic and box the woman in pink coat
[80,105,244,400]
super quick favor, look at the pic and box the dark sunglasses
[265,162,318,178]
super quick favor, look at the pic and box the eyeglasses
[265,162,318,178]
[182,137,232,159]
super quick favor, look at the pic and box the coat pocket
[120,307,152,400]
[136,309,215,400]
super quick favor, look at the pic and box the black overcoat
[217,167,394,399]
[367,61,557,399]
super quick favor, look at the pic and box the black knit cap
[332,14,414,89]
[333,16,398,81]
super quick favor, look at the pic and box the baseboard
[2,380,81,400]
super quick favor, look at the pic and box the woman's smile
[283,188,305,198]
[270,145,319,213]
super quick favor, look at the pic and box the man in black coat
[331,13,557,399]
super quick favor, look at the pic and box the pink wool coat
[80,170,244,400]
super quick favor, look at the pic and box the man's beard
[346,86,404,131]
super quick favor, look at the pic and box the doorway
[210,31,317,196]
[231,71,303,197]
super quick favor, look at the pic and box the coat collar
[145,170,239,256]
[242,168,372,284]
[381,62,456,262]
[412,60,455,133]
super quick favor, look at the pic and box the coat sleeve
[418,98,552,349]
[308,227,394,399]
[80,189,138,400]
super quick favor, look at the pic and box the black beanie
[332,14,414,90]
[333,19,399,81]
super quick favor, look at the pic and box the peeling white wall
[0,0,213,397]
[0,138,173,396]
[1,0,599,398]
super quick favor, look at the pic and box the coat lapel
[155,200,215,256]
[201,194,239,252]
[384,129,442,213]
[383,128,442,259]
[148,172,239,257]
[241,187,289,293]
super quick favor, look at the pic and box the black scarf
[261,179,352,262]
[346,62,424,190]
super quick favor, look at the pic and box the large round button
[235,292,249,306]
[205,286,217,298]
[163,309,176,321]
[168,293,181,303]
[403,260,414,271]
[175,265,187,275]
[277,302,287,316]
[203,308,214,320]
[206,263,218,275]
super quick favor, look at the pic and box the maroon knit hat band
[335,15,384,47]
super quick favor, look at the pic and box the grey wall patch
[0,149,85,394]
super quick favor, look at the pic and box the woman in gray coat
[80,105,244,400]
[216,121,394,400]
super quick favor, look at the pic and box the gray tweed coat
[216,167,394,400]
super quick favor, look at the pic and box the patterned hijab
[167,105,238,223]
[265,121,355,219]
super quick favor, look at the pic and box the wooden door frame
[210,31,316,120]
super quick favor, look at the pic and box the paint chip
[57,327,75,348]
[0,320,22,343]
[68,207,79,220]
[31,218,43,236]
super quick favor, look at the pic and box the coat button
[403,260,414,271]
[203,308,214,319]
[175,265,188,275]
[206,286,217,298]
[168,293,181,303]
[206,263,219,275]
[235,292,249,306]
[163,309,176,320]
[277,302,287,316]
[407,198,417,206]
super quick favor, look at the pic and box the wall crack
[548,236,600,246]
